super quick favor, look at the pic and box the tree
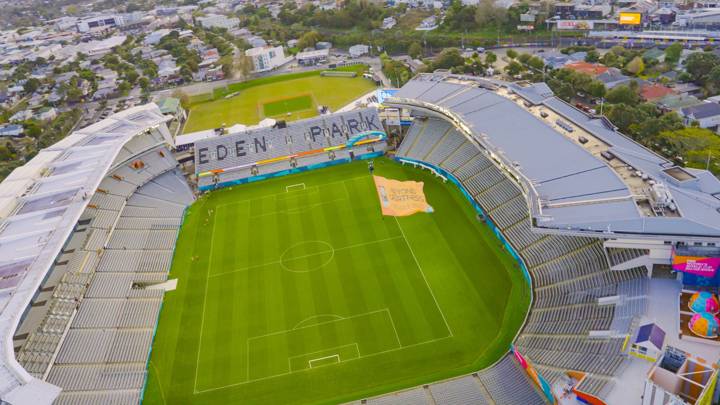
[506,49,518,59]
[505,60,524,76]
[297,31,322,50]
[585,50,600,63]
[606,84,638,105]
[433,48,465,70]
[664,42,683,66]
[138,77,150,92]
[474,0,507,27]
[485,51,497,65]
[235,55,254,80]
[625,56,645,76]
[408,42,423,59]
[686,52,720,82]
[587,81,606,99]
[172,89,191,111]
[23,78,41,94]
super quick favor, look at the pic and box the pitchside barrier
[200,151,385,191]
[387,157,552,403]
[139,204,188,405]
[394,157,533,287]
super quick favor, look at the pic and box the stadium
[0,72,719,405]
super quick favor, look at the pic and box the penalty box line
[215,174,364,211]
[198,328,452,394]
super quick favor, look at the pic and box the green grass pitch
[262,94,314,117]
[183,74,377,134]
[143,158,530,405]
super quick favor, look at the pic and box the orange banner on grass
[373,175,433,216]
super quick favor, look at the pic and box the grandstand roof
[0,104,170,403]
[388,73,720,241]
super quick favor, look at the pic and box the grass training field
[262,94,314,117]
[183,73,377,134]
[143,159,530,405]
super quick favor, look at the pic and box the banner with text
[373,176,433,217]
[673,253,720,278]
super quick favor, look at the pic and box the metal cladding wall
[194,108,382,174]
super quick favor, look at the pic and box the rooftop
[681,102,720,119]
[0,104,170,403]
[389,73,720,240]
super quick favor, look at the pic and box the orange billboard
[619,12,642,25]
[373,176,433,216]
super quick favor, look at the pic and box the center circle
[280,241,334,273]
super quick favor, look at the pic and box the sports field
[262,94,314,117]
[143,159,530,405]
[183,74,377,133]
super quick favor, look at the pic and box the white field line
[197,334,452,394]
[215,174,367,210]
[247,308,389,342]
[308,354,340,368]
[209,235,402,278]
[194,175,457,395]
[288,343,359,365]
[248,197,348,219]
[394,216,454,338]
[286,183,306,192]
[194,204,221,394]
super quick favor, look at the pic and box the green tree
[606,84,638,104]
[585,50,600,63]
[664,42,683,65]
[505,60,524,76]
[433,48,465,70]
[587,81,606,99]
[408,42,423,59]
[485,51,497,65]
[23,78,41,94]
[297,31,322,50]
[625,56,645,76]
[686,52,720,82]
[506,49,518,59]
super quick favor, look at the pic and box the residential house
[9,110,32,123]
[673,82,703,97]
[657,94,703,113]
[596,68,634,89]
[35,107,57,121]
[199,48,220,68]
[145,29,172,45]
[0,124,24,137]
[196,14,240,30]
[382,17,397,30]
[681,102,720,130]
[564,61,609,77]
[349,44,370,58]
[640,84,675,102]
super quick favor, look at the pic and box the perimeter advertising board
[619,12,642,25]
[556,20,594,30]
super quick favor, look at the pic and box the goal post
[286,183,306,192]
[308,354,340,368]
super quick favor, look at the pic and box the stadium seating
[393,117,651,403]
[15,132,194,402]
[358,354,546,405]
[195,108,386,188]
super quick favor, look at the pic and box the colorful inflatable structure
[688,312,720,338]
[688,291,719,315]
